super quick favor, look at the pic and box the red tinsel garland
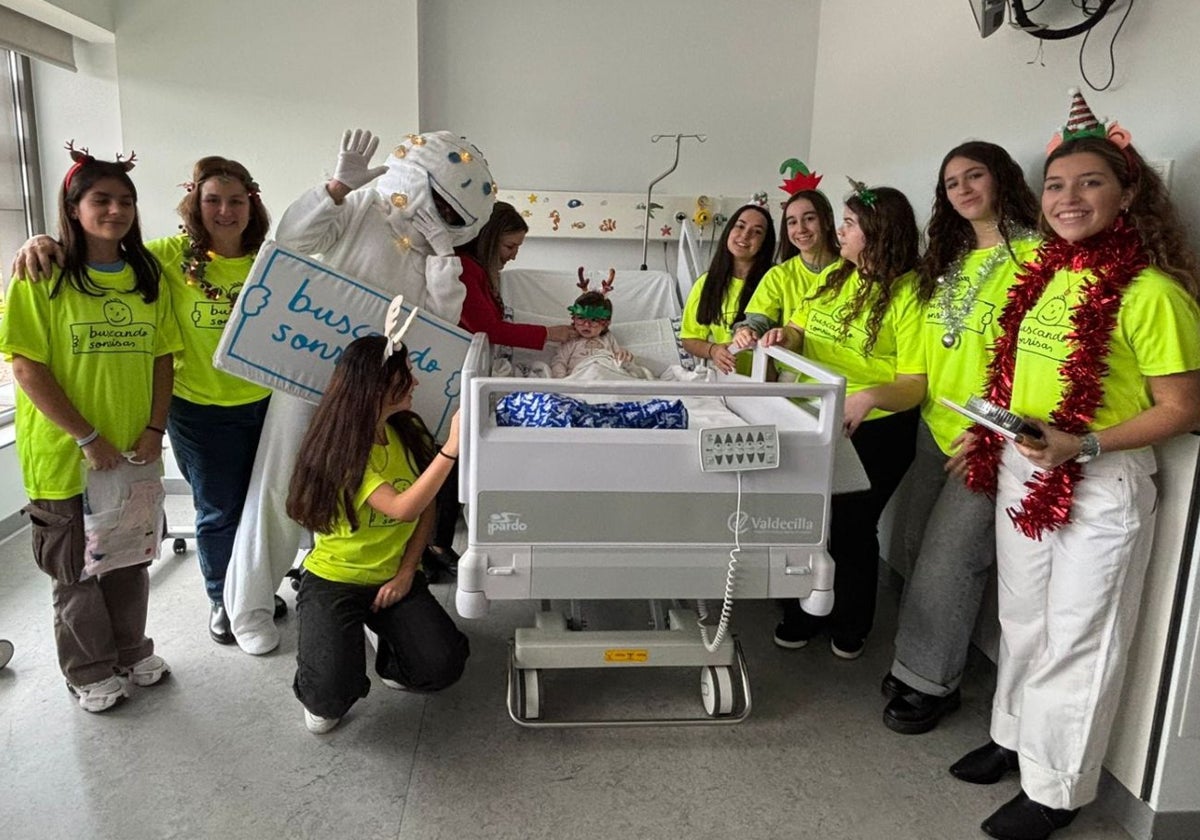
[964,218,1148,539]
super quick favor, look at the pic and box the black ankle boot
[982,791,1079,840]
[949,740,1019,784]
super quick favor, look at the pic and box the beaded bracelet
[75,429,100,448]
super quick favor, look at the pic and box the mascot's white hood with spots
[375,131,496,249]
[275,129,496,324]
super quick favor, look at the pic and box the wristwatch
[1076,432,1101,463]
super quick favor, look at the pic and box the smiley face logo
[103,299,134,326]
[1035,297,1068,327]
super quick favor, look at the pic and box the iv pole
[640,133,706,270]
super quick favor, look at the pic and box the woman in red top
[456,201,573,349]
[425,203,574,578]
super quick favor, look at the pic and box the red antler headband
[63,140,137,191]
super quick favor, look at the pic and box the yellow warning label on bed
[603,649,649,663]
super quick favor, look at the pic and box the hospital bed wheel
[172,538,187,555]
[700,665,735,717]
[516,668,543,720]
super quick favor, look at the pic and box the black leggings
[786,407,919,641]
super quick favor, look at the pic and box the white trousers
[990,444,1157,810]
[222,391,315,655]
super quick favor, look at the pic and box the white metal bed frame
[454,337,851,726]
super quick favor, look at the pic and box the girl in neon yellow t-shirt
[285,335,469,734]
[882,141,1041,736]
[733,189,843,347]
[956,134,1200,832]
[761,184,929,659]
[679,204,775,374]
[10,156,275,649]
[0,152,181,712]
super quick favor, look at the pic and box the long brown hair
[696,204,775,325]
[286,336,436,534]
[814,186,922,354]
[921,141,1039,301]
[776,189,839,263]
[176,156,270,255]
[460,201,528,301]
[55,159,161,302]
[1043,137,1199,299]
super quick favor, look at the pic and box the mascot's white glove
[332,129,388,191]
[412,208,456,257]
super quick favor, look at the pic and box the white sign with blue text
[213,242,470,441]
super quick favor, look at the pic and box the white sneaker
[123,654,171,686]
[304,707,341,734]
[68,675,129,712]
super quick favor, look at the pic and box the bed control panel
[698,425,780,472]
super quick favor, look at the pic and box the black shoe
[881,672,912,701]
[209,604,235,645]
[883,687,961,734]
[982,791,1079,840]
[273,594,288,620]
[423,546,459,580]
[773,600,823,649]
[773,619,813,649]
[830,636,865,660]
[950,740,1020,784]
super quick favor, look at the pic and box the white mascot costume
[224,129,495,654]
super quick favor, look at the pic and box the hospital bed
[452,269,862,725]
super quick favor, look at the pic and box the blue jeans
[168,395,269,605]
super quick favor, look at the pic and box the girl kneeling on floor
[286,335,470,734]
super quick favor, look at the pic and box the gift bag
[80,457,166,578]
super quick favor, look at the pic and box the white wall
[108,0,420,241]
[31,0,421,239]
[810,0,1200,239]
[31,39,122,230]
[418,0,822,273]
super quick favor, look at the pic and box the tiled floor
[0,497,1135,840]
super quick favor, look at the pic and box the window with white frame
[0,49,44,427]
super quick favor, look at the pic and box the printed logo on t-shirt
[366,478,414,528]
[808,305,869,358]
[69,298,153,354]
[1017,295,1072,363]
[925,295,998,338]
[191,299,234,329]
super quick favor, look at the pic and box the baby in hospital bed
[550,269,637,377]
